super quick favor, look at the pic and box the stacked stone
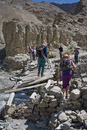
[53,62,58,81]
[6,77,87,120]
[28,85,63,121]
[4,79,87,129]
[69,89,82,110]
[5,106,87,129]
[76,55,87,76]
[81,87,87,109]
[76,63,87,76]
[6,85,63,120]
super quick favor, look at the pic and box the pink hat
[63,54,70,59]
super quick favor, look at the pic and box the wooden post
[6,92,15,106]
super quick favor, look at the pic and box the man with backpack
[59,45,63,60]
[57,54,76,100]
[37,41,48,77]
[74,47,79,64]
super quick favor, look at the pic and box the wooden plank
[13,74,53,90]
[5,83,46,93]
[27,75,53,86]
[6,92,15,106]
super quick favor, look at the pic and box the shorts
[62,71,73,89]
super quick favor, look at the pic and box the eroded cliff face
[2,21,69,56]
[1,0,87,70]
[3,21,87,57]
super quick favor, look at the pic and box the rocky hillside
[72,0,87,14]
[51,2,78,13]
[0,0,64,43]
[53,0,87,47]
[0,0,64,27]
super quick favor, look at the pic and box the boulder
[4,54,29,70]
[70,89,81,100]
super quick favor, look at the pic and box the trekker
[37,41,48,77]
[57,54,76,99]
[32,47,36,61]
[74,47,79,64]
[59,45,63,60]
[29,46,33,62]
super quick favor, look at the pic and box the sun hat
[43,41,48,46]
[63,54,70,59]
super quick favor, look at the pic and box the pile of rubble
[4,76,87,129]
[1,55,87,130]
[76,55,87,76]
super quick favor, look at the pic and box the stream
[0,89,34,114]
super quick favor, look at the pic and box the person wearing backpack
[59,45,63,60]
[37,41,48,77]
[29,46,33,62]
[74,47,79,64]
[32,46,36,61]
[57,54,76,100]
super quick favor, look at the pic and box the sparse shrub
[8,68,13,73]
[82,48,87,52]
[63,49,73,56]
[48,53,56,58]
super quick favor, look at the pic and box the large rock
[0,71,16,90]
[70,89,81,100]
[77,110,87,123]
[48,86,63,98]
[58,112,67,122]
[4,54,29,70]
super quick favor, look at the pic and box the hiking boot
[66,95,68,99]
[41,73,44,77]
[66,93,70,99]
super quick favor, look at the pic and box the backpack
[61,58,72,71]
[36,46,45,58]
[74,49,79,56]
[59,47,63,52]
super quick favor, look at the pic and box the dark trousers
[75,55,78,64]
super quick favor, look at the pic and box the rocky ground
[0,0,87,129]
[0,48,87,130]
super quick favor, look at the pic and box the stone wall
[4,79,87,129]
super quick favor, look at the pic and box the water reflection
[13,89,34,105]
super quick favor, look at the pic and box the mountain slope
[0,0,64,26]
[0,0,65,42]
[73,0,87,15]
[0,1,42,27]
[51,2,78,12]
